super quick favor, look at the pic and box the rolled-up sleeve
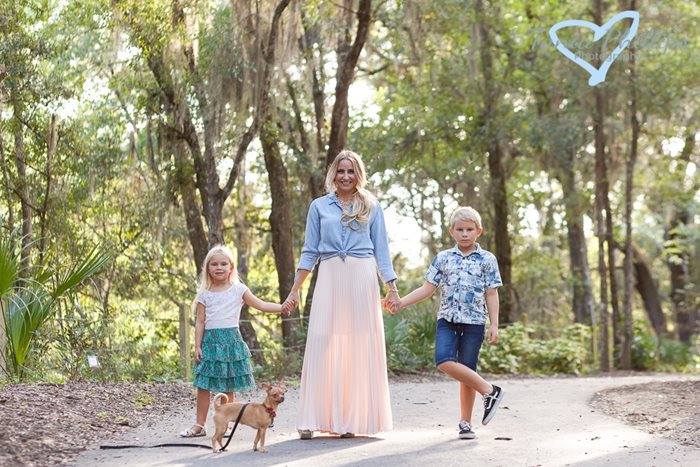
[298,201,321,271]
[369,203,397,283]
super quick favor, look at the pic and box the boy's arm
[485,287,500,344]
[243,289,285,314]
[396,282,437,311]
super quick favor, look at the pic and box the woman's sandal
[299,429,313,440]
[179,423,207,438]
[340,432,355,438]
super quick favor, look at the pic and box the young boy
[386,206,504,439]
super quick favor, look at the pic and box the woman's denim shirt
[297,193,397,283]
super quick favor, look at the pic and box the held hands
[382,290,401,314]
[282,290,300,315]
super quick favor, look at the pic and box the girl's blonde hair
[450,206,483,229]
[324,150,377,227]
[192,245,239,311]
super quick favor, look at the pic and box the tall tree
[592,0,610,372]
[621,0,639,369]
[475,0,514,323]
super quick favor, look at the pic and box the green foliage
[0,231,112,379]
[480,323,593,375]
[631,321,698,372]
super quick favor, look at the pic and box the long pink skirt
[296,256,393,435]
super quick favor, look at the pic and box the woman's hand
[194,347,203,363]
[282,290,300,314]
[383,289,401,314]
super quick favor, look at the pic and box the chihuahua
[211,382,286,453]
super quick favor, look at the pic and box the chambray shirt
[297,193,397,283]
[424,244,502,324]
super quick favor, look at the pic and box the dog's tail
[213,393,229,410]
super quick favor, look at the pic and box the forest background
[0,0,698,384]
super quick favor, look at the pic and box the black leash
[100,403,249,451]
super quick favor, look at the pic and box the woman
[283,150,400,439]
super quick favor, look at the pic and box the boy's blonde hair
[450,206,483,229]
[324,150,377,227]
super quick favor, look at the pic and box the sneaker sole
[459,432,476,439]
[482,388,504,425]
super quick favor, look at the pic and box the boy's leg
[457,324,485,424]
[435,319,492,395]
[438,360,492,395]
[460,383,477,422]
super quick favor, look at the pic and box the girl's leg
[226,392,234,403]
[460,383,477,423]
[196,388,210,427]
[437,361,492,395]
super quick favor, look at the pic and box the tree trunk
[254,0,295,346]
[172,140,208,274]
[592,0,610,372]
[631,245,668,336]
[38,114,57,267]
[621,3,638,369]
[475,0,514,324]
[559,163,595,325]
[234,169,265,366]
[11,91,32,277]
[260,122,297,345]
[325,0,372,169]
[666,125,696,342]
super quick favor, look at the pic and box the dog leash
[99,403,249,451]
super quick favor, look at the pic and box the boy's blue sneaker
[458,420,476,439]
[482,385,504,425]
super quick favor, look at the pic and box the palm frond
[52,247,113,298]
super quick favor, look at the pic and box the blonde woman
[283,150,400,439]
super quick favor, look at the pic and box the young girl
[179,244,286,437]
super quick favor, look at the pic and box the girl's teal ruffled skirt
[193,327,256,393]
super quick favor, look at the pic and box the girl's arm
[283,269,310,313]
[397,282,438,311]
[485,288,500,344]
[194,303,206,362]
[244,289,284,314]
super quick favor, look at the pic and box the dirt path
[71,374,700,467]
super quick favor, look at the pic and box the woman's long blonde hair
[324,150,376,227]
[191,244,240,312]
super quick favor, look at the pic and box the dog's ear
[261,382,271,390]
[279,378,286,389]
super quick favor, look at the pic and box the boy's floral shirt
[424,244,502,324]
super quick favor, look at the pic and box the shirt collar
[326,192,344,207]
[449,243,483,257]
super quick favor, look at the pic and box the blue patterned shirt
[424,244,502,324]
[297,193,397,283]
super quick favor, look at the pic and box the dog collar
[263,404,276,418]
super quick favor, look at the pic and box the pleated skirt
[296,255,393,435]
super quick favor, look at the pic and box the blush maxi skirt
[296,255,393,435]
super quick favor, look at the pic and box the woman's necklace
[338,196,352,211]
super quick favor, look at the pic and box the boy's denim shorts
[435,318,485,370]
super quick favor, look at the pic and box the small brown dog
[211,382,286,453]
